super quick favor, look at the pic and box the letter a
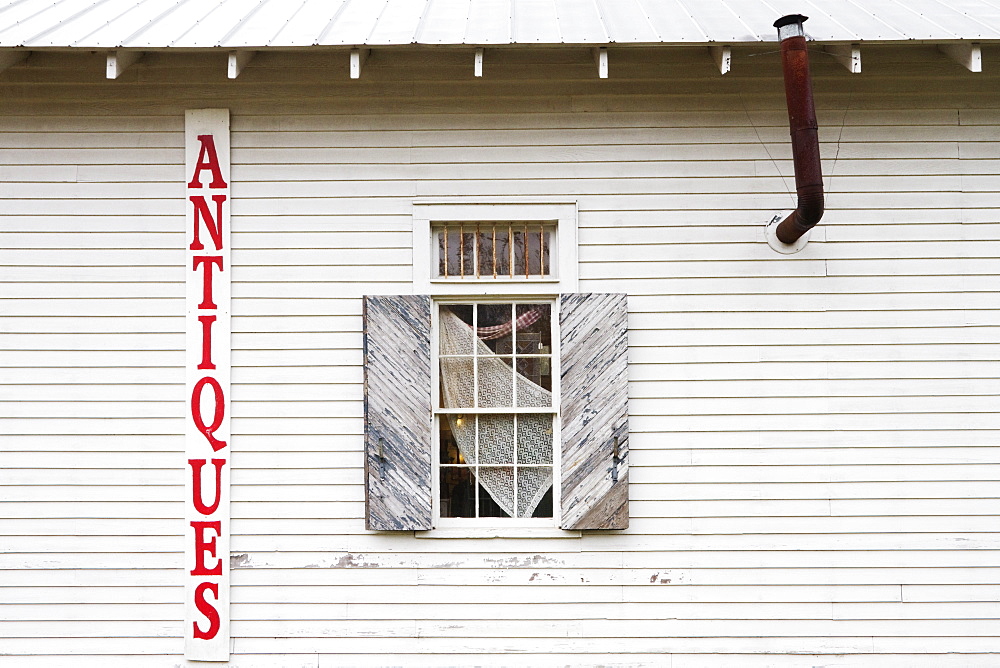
[187,135,228,189]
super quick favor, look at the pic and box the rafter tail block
[709,45,731,75]
[228,50,256,79]
[351,48,371,79]
[106,50,142,79]
[824,44,861,73]
[939,42,981,72]
[593,47,608,79]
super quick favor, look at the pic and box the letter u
[189,458,226,515]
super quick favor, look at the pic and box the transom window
[435,222,553,279]
[411,200,578,295]
[436,301,556,521]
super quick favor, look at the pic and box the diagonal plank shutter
[560,293,629,530]
[363,295,433,530]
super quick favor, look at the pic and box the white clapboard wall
[1,45,999,666]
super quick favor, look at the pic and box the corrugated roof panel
[2,0,1000,48]
[463,0,511,44]
[120,0,223,48]
[868,0,958,38]
[0,0,58,46]
[935,0,1000,35]
[680,0,760,42]
[32,0,157,47]
[367,0,427,44]
[71,0,181,48]
[0,0,55,36]
[223,0,304,47]
[0,0,88,46]
[318,0,389,45]
[792,0,904,41]
[417,0,476,45]
[169,0,264,47]
[269,0,348,47]
[553,0,608,44]
[636,0,708,42]
[917,0,1000,38]
[595,0,660,43]
[756,0,845,41]
[513,0,563,43]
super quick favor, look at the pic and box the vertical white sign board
[184,109,231,661]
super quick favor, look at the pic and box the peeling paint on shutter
[363,295,433,530]
[559,293,629,530]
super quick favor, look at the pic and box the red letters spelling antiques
[184,111,231,661]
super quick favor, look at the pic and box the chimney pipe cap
[773,14,808,29]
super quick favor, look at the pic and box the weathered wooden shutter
[559,293,629,530]
[363,295,433,530]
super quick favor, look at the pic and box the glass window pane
[478,467,514,518]
[525,225,541,276]
[436,223,551,278]
[511,229,526,276]
[517,414,552,465]
[516,466,553,518]
[440,467,476,518]
[532,485,553,518]
[477,302,513,354]
[440,305,474,355]
[478,414,514,465]
[440,417,460,464]
[445,229,462,277]
[477,228,494,277]
[515,303,551,351]
[516,357,551,398]
[461,229,475,276]
[515,364,550,408]
[494,226,511,276]
[441,414,475,464]
[437,231,446,276]
[540,228,550,276]
[478,357,513,408]
[440,358,474,408]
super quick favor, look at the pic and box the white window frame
[412,199,579,295]
[413,199,577,530]
[431,297,561,530]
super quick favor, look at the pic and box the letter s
[193,581,220,640]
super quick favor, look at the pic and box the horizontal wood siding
[1,45,998,665]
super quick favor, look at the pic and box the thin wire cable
[826,87,855,198]
[739,90,794,205]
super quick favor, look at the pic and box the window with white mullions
[368,200,625,532]
[436,222,552,279]
[436,302,555,520]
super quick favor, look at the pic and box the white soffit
[0,0,999,48]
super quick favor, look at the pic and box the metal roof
[1,0,999,49]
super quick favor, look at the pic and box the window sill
[414,527,582,539]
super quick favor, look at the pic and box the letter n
[189,195,227,251]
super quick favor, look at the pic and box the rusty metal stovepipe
[772,14,824,246]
